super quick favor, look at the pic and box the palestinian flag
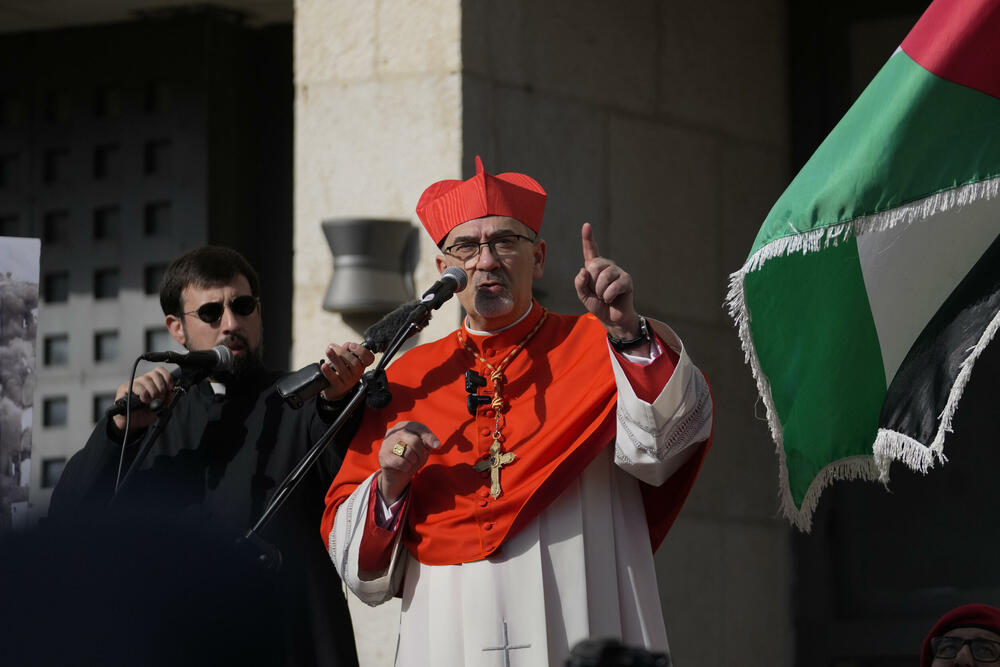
[726,0,1000,530]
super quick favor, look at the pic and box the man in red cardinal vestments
[321,157,714,666]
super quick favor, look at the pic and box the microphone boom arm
[243,303,432,568]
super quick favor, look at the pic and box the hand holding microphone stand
[241,267,469,570]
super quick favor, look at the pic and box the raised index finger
[581,222,601,262]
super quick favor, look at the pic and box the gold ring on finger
[392,441,407,457]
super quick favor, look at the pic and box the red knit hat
[415,156,547,244]
[921,604,1000,666]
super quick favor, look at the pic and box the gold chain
[458,309,548,439]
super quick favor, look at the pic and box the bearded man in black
[48,246,372,667]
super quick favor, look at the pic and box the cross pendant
[474,439,516,499]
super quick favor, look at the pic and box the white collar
[464,303,534,337]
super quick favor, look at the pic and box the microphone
[108,393,165,417]
[276,269,467,409]
[420,266,468,311]
[106,359,223,418]
[141,344,235,372]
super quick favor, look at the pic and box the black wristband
[608,316,651,351]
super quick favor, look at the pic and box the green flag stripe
[749,50,1000,259]
[744,238,886,506]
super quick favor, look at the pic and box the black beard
[213,342,265,384]
[179,324,265,384]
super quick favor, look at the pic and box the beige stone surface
[295,1,795,664]
[378,0,461,76]
[720,141,789,273]
[520,0,659,113]
[480,85,608,314]
[720,521,793,661]
[657,517,792,666]
[656,516,726,665]
[295,0,376,83]
[609,114,724,325]
[660,0,788,145]
[667,320,784,521]
[459,0,525,83]
[292,72,464,368]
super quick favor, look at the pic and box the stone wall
[293,2,465,664]
[460,1,793,663]
[294,1,795,663]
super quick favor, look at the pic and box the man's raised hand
[574,222,640,340]
[111,366,175,433]
[321,342,376,401]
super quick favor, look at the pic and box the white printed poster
[0,236,39,534]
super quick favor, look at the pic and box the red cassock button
[483,522,494,531]
[480,428,490,436]
[486,349,496,358]
[479,500,488,508]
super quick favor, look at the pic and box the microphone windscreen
[362,300,422,353]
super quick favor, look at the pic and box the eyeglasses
[931,636,1000,661]
[184,295,259,324]
[442,234,533,262]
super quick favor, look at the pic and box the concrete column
[293,0,464,371]
[293,2,462,664]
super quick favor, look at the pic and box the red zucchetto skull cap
[415,156,547,244]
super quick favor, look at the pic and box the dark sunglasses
[184,295,259,324]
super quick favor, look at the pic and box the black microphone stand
[110,372,205,503]
[240,302,436,570]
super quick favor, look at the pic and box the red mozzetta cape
[321,305,709,566]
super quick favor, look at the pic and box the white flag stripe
[856,183,1000,384]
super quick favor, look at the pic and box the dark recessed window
[0,214,18,236]
[43,210,70,243]
[143,139,172,175]
[43,91,71,124]
[144,264,166,295]
[42,458,67,488]
[94,86,121,118]
[93,143,120,180]
[43,149,69,184]
[144,201,171,236]
[94,268,119,299]
[44,334,69,365]
[144,81,169,113]
[93,205,119,240]
[94,330,118,362]
[0,94,23,128]
[0,153,18,189]
[145,327,173,354]
[43,396,68,427]
[43,271,70,303]
[93,393,116,422]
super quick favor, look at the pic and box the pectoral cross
[474,439,516,499]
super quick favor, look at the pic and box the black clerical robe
[49,369,360,667]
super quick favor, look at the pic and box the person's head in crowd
[565,638,670,667]
[160,245,263,379]
[922,603,1000,666]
